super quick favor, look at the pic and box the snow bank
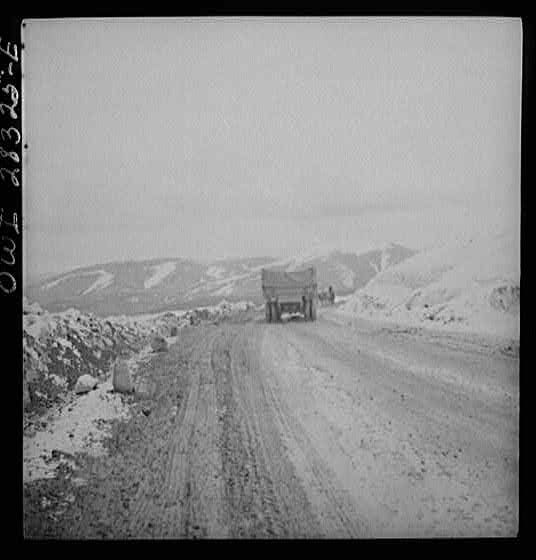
[23,300,153,413]
[23,379,131,483]
[341,230,520,338]
[106,299,254,336]
[23,297,256,484]
[23,298,255,414]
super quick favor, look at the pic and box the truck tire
[266,302,272,323]
[311,298,317,321]
[274,302,281,322]
[303,299,310,321]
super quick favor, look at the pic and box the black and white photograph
[20,16,521,538]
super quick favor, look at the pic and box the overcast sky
[22,17,521,279]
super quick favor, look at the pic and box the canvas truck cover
[262,266,318,320]
[261,267,316,289]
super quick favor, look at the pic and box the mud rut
[127,323,326,538]
[28,323,340,538]
[24,313,519,538]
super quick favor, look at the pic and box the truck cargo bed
[261,267,316,289]
[261,267,318,322]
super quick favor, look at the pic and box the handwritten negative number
[0,236,15,265]
[0,127,20,144]
[0,167,19,187]
[0,209,19,234]
[0,271,15,294]
[0,146,19,163]
[0,38,20,295]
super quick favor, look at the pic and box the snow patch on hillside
[380,245,391,272]
[42,273,76,290]
[144,261,176,289]
[188,269,253,298]
[41,269,115,294]
[43,270,108,291]
[205,265,227,279]
[213,283,234,296]
[82,270,114,294]
[268,244,335,270]
[369,243,397,275]
[333,262,355,289]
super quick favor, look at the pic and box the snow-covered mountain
[341,230,520,338]
[25,245,417,317]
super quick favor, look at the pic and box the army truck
[261,266,318,322]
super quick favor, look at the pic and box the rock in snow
[22,297,259,483]
[74,374,98,394]
[23,297,254,412]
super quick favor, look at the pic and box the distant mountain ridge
[25,244,417,317]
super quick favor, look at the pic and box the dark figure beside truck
[329,285,335,305]
[261,266,318,322]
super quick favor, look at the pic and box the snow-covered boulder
[74,374,98,394]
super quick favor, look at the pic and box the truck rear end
[261,267,318,322]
